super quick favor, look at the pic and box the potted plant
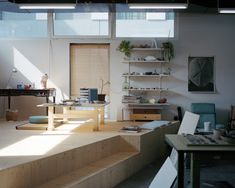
[162,41,174,62]
[98,79,110,101]
[117,40,133,57]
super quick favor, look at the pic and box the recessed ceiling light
[128,3,188,9]
[19,4,76,9]
[219,8,235,13]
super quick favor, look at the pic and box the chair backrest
[177,111,200,135]
[229,105,235,129]
[191,103,216,129]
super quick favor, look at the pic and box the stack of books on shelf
[122,95,141,104]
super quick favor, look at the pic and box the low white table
[37,103,108,131]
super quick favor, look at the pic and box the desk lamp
[6,68,17,89]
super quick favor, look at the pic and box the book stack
[80,88,98,102]
[120,126,141,133]
[122,95,141,104]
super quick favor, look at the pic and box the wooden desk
[165,134,235,188]
[0,88,56,109]
[38,103,108,131]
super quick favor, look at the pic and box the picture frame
[188,56,215,92]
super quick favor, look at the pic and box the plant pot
[98,94,106,102]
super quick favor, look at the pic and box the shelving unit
[121,45,171,121]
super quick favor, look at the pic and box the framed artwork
[188,56,215,92]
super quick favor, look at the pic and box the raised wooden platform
[0,120,179,188]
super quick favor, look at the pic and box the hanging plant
[162,41,174,62]
[117,40,133,57]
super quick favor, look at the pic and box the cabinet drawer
[130,114,161,120]
[133,109,157,114]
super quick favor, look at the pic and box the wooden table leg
[63,106,69,123]
[100,107,104,124]
[8,96,11,109]
[177,151,184,188]
[93,108,99,131]
[191,153,200,188]
[48,106,54,131]
[46,97,49,115]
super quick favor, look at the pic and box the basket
[6,109,18,121]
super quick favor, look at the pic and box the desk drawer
[130,114,161,120]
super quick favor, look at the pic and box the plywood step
[37,151,139,188]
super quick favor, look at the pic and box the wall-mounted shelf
[123,103,170,106]
[122,74,169,77]
[131,48,163,51]
[121,42,172,121]
[123,60,167,63]
[123,88,169,92]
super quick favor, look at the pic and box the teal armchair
[191,103,224,129]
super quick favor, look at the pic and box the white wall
[170,13,235,124]
[0,13,235,125]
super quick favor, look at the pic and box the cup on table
[204,122,211,132]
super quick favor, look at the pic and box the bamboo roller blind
[70,44,110,97]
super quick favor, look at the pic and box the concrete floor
[115,160,235,188]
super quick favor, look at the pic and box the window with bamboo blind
[70,44,110,98]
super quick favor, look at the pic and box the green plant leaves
[117,40,132,57]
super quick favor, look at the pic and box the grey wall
[0,13,235,125]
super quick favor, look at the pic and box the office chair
[191,103,217,129]
[228,105,235,130]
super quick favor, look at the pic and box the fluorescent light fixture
[19,3,76,9]
[128,3,188,9]
[219,8,235,13]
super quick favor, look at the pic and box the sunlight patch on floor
[53,120,89,133]
[0,134,69,156]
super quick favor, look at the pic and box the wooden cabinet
[130,114,161,121]
[130,108,161,121]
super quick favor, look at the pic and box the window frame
[0,11,49,39]
[0,11,178,40]
[114,12,178,40]
[51,12,112,39]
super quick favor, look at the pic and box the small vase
[122,77,129,90]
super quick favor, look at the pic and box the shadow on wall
[0,40,52,119]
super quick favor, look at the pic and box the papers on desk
[182,134,235,146]
[140,120,170,130]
